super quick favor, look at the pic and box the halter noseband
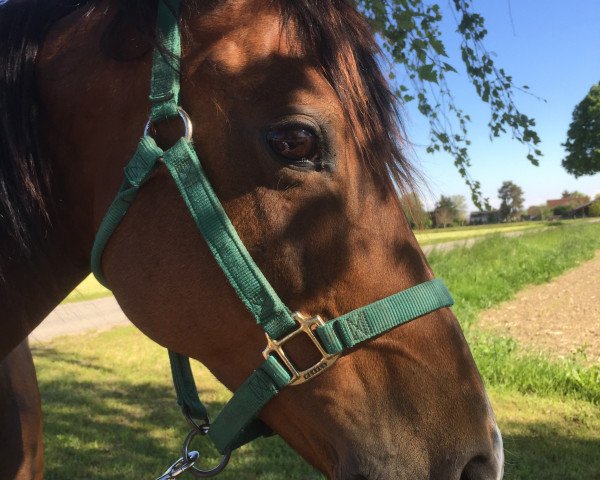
[90,1,453,476]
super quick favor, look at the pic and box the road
[30,296,130,344]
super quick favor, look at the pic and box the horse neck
[0,214,88,359]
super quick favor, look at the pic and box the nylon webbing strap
[208,355,291,452]
[149,0,182,120]
[317,278,453,354]
[91,136,163,286]
[206,278,453,453]
[162,139,297,340]
[168,350,209,422]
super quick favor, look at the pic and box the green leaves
[417,63,437,82]
[395,10,415,30]
[561,82,600,177]
[498,180,525,221]
[358,0,543,208]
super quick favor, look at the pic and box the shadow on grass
[38,376,319,479]
[33,347,114,374]
[36,346,598,480]
[501,425,600,480]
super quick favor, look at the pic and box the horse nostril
[460,424,504,480]
[460,451,503,480]
[461,455,488,480]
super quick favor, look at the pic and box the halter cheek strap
[90,0,454,458]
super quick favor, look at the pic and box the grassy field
[34,328,318,480]
[414,217,596,245]
[38,221,600,478]
[63,275,111,303]
[428,222,600,404]
[429,221,600,327]
[33,328,600,480]
[414,221,543,245]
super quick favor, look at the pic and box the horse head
[7,0,505,478]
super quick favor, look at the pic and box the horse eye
[266,126,318,163]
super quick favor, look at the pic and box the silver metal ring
[144,107,193,143]
[182,429,231,478]
[183,407,210,436]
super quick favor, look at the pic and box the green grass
[415,221,543,245]
[491,389,600,480]
[429,221,600,325]
[427,222,600,403]
[33,328,600,480]
[414,217,596,246]
[34,327,318,480]
[470,332,599,403]
[63,274,111,303]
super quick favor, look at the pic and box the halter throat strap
[90,0,454,456]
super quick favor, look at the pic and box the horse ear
[100,5,154,61]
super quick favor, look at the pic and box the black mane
[0,0,151,277]
[0,0,413,277]
[0,0,95,265]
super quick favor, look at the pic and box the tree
[433,195,458,227]
[498,181,524,221]
[559,190,590,208]
[528,204,551,221]
[562,82,600,177]
[590,200,600,217]
[538,204,552,220]
[358,1,542,206]
[571,192,590,207]
[450,195,468,225]
[552,205,571,217]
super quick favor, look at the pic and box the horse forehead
[194,20,297,76]
[188,37,331,108]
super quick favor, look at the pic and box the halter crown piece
[91,0,454,476]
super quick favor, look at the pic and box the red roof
[547,198,575,208]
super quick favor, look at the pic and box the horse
[0,340,43,480]
[0,0,504,478]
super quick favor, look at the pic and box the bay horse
[0,0,503,478]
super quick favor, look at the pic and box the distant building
[569,201,594,218]
[547,195,590,210]
[547,195,591,218]
[546,197,575,209]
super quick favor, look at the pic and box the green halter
[91,0,453,463]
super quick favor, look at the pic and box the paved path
[30,296,130,344]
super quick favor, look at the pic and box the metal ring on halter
[183,406,210,435]
[182,429,231,478]
[144,107,193,143]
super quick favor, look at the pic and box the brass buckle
[262,312,340,385]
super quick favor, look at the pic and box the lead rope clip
[155,450,200,480]
[155,411,231,479]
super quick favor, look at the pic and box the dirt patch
[479,251,600,365]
